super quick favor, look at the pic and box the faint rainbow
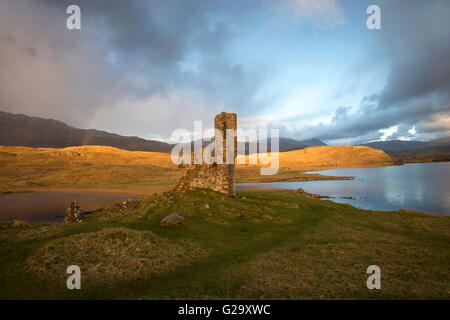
[81,30,201,146]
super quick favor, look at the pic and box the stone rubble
[65,200,83,224]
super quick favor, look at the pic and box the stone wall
[214,112,237,165]
[175,112,237,196]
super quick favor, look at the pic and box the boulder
[160,213,186,228]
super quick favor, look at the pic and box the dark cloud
[2,34,15,43]
[23,47,37,57]
[294,0,450,144]
[0,0,268,136]
[281,90,449,144]
[38,0,268,111]
[377,0,450,107]
[0,0,448,143]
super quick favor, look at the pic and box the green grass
[235,167,353,183]
[0,189,448,299]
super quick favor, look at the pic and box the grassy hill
[0,145,394,191]
[237,145,394,182]
[1,188,448,299]
[277,145,393,169]
[0,146,179,193]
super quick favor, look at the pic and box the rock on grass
[160,213,186,228]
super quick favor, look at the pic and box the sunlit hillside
[236,145,394,182]
[0,146,180,191]
[0,145,394,191]
[280,145,393,168]
[238,145,393,169]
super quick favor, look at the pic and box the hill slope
[237,137,326,153]
[0,144,393,190]
[278,145,394,170]
[0,145,179,190]
[0,111,172,152]
[186,137,326,154]
[361,140,427,152]
[1,110,326,153]
[238,145,394,170]
[361,138,450,155]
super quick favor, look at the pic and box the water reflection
[0,191,141,223]
[237,162,450,215]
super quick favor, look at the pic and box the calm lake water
[2,162,448,223]
[238,162,450,215]
[0,192,141,223]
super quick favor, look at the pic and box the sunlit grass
[0,145,393,191]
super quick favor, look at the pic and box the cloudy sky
[0,0,449,144]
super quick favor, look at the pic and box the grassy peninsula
[1,189,448,299]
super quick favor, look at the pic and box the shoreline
[0,185,174,196]
[2,161,448,223]
[235,162,394,183]
[236,185,446,216]
[2,161,449,196]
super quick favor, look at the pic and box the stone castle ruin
[175,112,237,196]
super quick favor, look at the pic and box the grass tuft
[24,227,206,288]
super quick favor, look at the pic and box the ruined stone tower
[175,112,237,196]
[214,112,237,166]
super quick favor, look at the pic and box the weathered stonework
[65,200,82,224]
[214,112,237,165]
[175,112,237,196]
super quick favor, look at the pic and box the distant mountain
[426,136,450,147]
[0,110,327,154]
[361,138,450,155]
[236,137,302,154]
[361,140,427,152]
[273,137,326,152]
[180,137,326,154]
[239,137,326,154]
[0,111,172,153]
[298,138,327,147]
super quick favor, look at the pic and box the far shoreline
[1,160,449,196]
[0,185,174,196]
